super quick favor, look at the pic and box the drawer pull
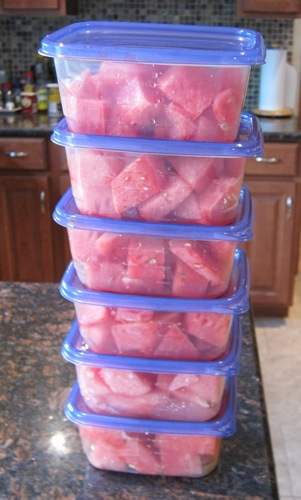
[7,151,29,158]
[286,196,293,219]
[255,157,280,164]
[40,191,46,214]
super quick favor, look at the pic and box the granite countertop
[0,110,301,141]
[0,282,279,499]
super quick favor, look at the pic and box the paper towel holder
[253,44,296,118]
[253,107,293,118]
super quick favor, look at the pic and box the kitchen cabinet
[0,0,78,15]
[0,175,54,282]
[244,142,301,316]
[236,0,301,18]
[0,136,55,282]
[0,134,72,283]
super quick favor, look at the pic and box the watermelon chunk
[155,434,220,476]
[68,229,100,263]
[111,321,159,357]
[74,303,111,325]
[79,323,116,354]
[185,312,232,348]
[114,308,154,322]
[62,94,105,135]
[154,102,196,140]
[123,237,166,295]
[212,88,241,140]
[197,176,242,226]
[138,173,192,221]
[157,66,217,120]
[154,324,200,360]
[111,155,166,216]
[76,365,111,400]
[79,426,127,472]
[119,435,161,475]
[66,148,125,217]
[171,258,209,298]
[101,368,155,397]
[168,157,224,192]
[168,373,225,408]
[191,106,227,142]
[169,240,223,286]
[105,389,168,419]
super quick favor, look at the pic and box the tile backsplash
[0,0,294,111]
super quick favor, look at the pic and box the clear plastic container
[65,377,237,476]
[63,324,236,420]
[60,249,249,359]
[54,187,252,298]
[40,22,265,140]
[62,314,242,372]
[51,112,263,224]
[70,357,233,422]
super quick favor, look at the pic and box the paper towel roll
[258,48,287,111]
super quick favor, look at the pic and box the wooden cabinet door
[236,0,301,17]
[243,180,296,315]
[0,0,78,15]
[0,175,54,282]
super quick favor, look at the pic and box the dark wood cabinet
[0,136,63,283]
[236,0,301,18]
[0,175,54,282]
[0,0,78,15]
[244,142,301,316]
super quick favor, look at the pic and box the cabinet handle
[255,157,280,164]
[286,196,293,219]
[6,151,29,158]
[40,191,46,214]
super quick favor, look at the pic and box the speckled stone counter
[0,112,62,137]
[0,282,278,499]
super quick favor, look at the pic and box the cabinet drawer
[0,138,47,171]
[246,143,299,177]
[246,142,299,176]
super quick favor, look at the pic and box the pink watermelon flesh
[154,102,197,140]
[169,240,223,286]
[171,258,209,298]
[105,389,168,419]
[168,156,224,191]
[61,63,246,140]
[111,321,159,357]
[76,365,111,400]
[75,305,231,359]
[123,237,166,295]
[119,436,161,475]
[66,148,125,217]
[154,324,200,360]
[100,368,155,396]
[79,425,220,476]
[114,307,154,322]
[157,66,217,120]
[184,312,232,347]
[74,303,111,325]
[111,155,166,215]
[79,426,127,472]
[138,173,192,221]
[76,364,225,421]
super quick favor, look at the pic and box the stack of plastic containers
[40,21,265,477]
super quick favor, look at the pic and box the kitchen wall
[0,0,294,111]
